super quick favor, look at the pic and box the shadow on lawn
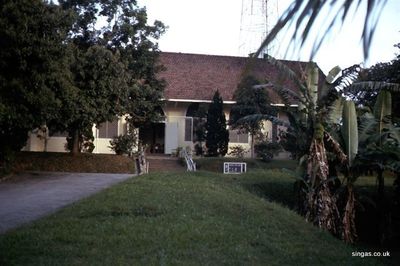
[240,171,400,264]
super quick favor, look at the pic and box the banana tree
[241,61,361,236]
[352,89,400,243]
[333,99,359,243]
[242,57,399,242]
[355,89,400,195]
[301,73,400,243]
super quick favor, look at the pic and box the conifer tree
[205,90,229,157]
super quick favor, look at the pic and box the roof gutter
[164,98,237,104]
[164,99,298,107]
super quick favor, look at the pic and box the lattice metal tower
[239,0,279,57]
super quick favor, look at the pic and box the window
[98,120,118,138]
[229,129,249,144]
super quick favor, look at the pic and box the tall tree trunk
[342,184,357,243]
[306,138,339,235]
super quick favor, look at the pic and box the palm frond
[318,65,360,111]
[253,1,303,59]
[373,89,392,118]
[332,65,362,93]
[254,83,306,107]
[265,56,309,95]
[327,97,344,125]
[387,123,400,143]
[348,81,400,95]
[358,112,377,143]
[373,90,392,135]
[254,0,388,60]
[386,159,400,173]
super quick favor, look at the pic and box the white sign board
[223,162,247,174]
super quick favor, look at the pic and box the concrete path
[0,172,134,234]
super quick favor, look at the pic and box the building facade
[23,52,317,157]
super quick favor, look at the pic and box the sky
[138,0,400,75]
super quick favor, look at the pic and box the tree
[354,90,400,244]
[206,90,229,157]
[359,43,400,120]
[278,111,311,160]
[48,44,130,154]
[248,0,399,245]
[230,75,275,158]
[50,0,166,154]
[190,103,208,156]
[0,0,73,168]
[238,61,369,241]
[262,59,400,243]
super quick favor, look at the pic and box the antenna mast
[239,0,279,57]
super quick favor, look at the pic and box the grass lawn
[0,170,392,265]
[194,157,298,172]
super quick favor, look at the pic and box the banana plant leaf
[327,97,344,125]
[341,100,358,166]
[373,90,392,135]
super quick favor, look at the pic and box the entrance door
[165,122,178,154]
[138,123,165,153]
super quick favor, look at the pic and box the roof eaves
[164,98,237,104]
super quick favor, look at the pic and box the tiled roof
[158,52,322,104]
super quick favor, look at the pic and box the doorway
[139,123,165,154]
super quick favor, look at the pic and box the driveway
[0,171,134,234]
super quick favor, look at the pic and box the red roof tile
[158,52,322,104]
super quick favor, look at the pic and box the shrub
[109,134,136,155]
[228,145,248,158]
[254,142,282,162]
[194,143,205,156]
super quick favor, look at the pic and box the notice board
[223,162,247,174]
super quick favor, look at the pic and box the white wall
[23,116,130,154]
[22,105,290,158]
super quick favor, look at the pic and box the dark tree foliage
[187,103,208,156]
[49,44,130,153]
[0,0,73,168]
[279,111,311,160]
[230,75,275,133]
[206,91,229,157]
[49,0,166,154]
[230,75,275,158]
[0,0,166,169]
[361,43,400,120]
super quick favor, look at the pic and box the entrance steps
[146,155,185,172]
